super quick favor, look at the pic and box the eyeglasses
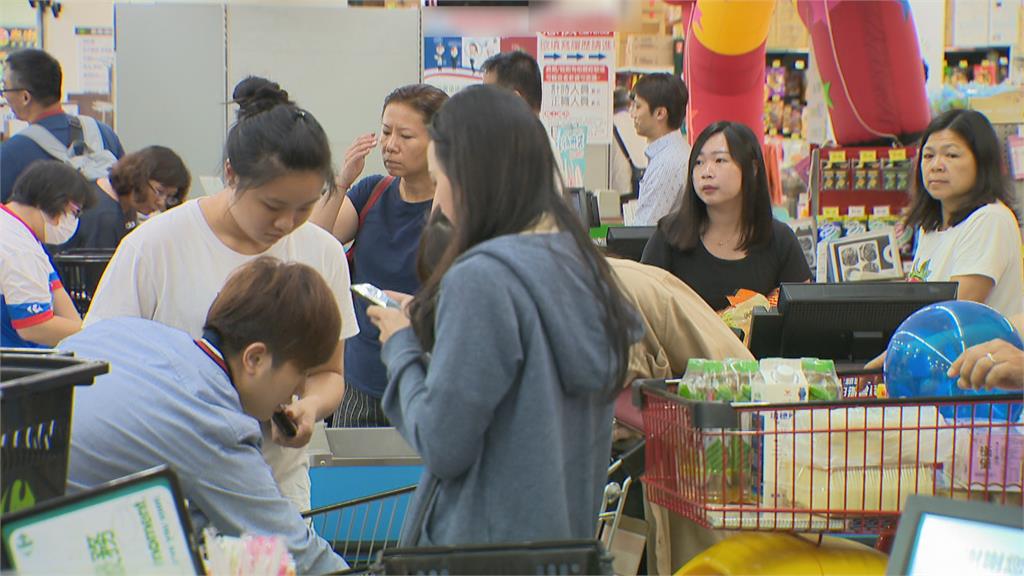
[67,202,82,218]
[150,182,180,207]
[0,87,28,95]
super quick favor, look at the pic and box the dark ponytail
[225,76,335,194]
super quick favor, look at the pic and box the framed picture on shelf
[828,230,904,282]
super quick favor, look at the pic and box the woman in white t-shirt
[905,109,1023,318]
[84,76,359,512]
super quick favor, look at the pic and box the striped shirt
[634,130,689,226]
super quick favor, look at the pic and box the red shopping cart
[634,375,1023,537]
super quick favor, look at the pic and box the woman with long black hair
[368,85,641,546]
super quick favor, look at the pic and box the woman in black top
[641,121,810,311]
[63,145,191,251]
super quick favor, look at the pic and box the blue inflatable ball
[885,300,1023,421]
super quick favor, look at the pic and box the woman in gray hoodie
[368,85,641,547]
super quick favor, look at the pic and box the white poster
[76,27,114,95]
[423,35,501,97]
[539,32,614,146]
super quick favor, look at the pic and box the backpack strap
[347,175,396,264]
[75,115,106,153]
[17,124,73,163]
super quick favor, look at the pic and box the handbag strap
[348,175,396,263]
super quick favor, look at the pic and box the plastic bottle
[802,358,834,402]
[731,360,761,402]
[817,359,843,401]
[678,358,705,400]
[703,360,726,402]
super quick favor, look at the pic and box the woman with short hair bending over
[84,76,359,513]
[641,121,810,311]
[367,85,641,546]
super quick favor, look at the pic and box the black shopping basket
[51,249,114,315]
[367,539,613,575]
[0,349,108,514]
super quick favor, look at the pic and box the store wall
[1,0,37,27]
[115,2,420,189]
[115,3,227,182]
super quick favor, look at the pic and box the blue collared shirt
[635,130,689,226]
[63,317,346,575]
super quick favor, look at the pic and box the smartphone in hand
[351,283,401,309]
[272,410,297,438]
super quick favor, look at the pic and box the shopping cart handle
[631,378,668,409]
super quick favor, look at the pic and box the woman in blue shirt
[311,84,448,427]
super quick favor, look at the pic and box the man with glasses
[1,49,124,202]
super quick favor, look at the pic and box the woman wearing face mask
[310,84,447,428]
[367,86,641,546]
[84,76,359,513]
[641,121,811,311]
[905,109,1022,317]
[61,145,191,251]
[1,160,95,347]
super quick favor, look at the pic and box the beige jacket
[608,258,753,383]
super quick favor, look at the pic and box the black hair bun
[232,76,293,120]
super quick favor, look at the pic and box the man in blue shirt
[63,257,347,575]
[630,73,690,226]
[1,49,124,202]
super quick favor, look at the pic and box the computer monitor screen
[2,466,203,574]
[605,226,655,262]
[887,495,1023,576]
[748,281,959,362]
[565,188,600,229]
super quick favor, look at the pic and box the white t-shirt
[1,206,62,342]
[84,199,359,511]
[910,202,1023,318]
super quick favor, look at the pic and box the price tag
[848,205,866,217]
[828,150,847,164]
[889,149,907,162]
[822,206,840,218]
[873,205,891,216]
[859,150,877,163]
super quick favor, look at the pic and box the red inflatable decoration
[797,0,930,145]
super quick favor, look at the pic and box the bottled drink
[730,359,761,402]
[678,358,705,400]
[703,360,726,402]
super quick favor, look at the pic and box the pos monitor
[886,495,1023,575]
[605,226,655,262]
[747,281,959,363]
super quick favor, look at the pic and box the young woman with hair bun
[84,76,358,513]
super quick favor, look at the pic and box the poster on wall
[75,26,114,95]
[538,32,614,148]
[423,35,501,96]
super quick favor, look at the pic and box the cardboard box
[624,34,674,70]
[969,88,1024,124]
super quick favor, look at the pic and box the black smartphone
[272,410,297,438]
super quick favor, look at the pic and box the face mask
[44,212,79,245]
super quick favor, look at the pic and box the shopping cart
[302,484,416,571]
[305,427,635,573]
[51,249,114,315]
[634,374,1023,538]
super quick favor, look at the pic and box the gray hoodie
[381,231,640,546]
